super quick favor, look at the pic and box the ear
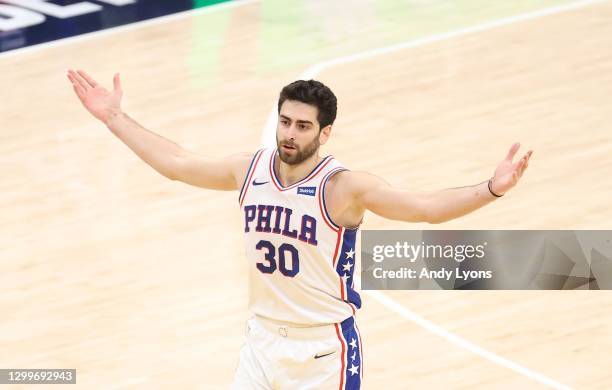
[319,125,332,145]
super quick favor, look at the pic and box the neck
[276,151,322,187]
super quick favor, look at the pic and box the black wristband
[488,178,503,197]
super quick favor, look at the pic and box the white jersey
[238,148,361,325]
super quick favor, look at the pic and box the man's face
[276,100,323,165]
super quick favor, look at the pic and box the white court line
[260,0,609,148]
[259,0,611,388]
[366,291,572,390]
[0,0,259,59]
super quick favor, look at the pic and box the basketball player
[66,70,532,389]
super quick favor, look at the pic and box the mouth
[281,144,297,152]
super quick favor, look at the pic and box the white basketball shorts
[231,315,363,389]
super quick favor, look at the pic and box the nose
[283,124,298,141]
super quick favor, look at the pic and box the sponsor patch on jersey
[297,186,316,197]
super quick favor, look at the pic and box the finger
[516,157,526,176]
[69,70,89,91]
[518,158,527,176]
[73,85,86,101]
[113,73,122,94]
[520,154,532,177]
[77,70,98,88]
[67,73,86,95]
[520,151,532,172]
[505,142,520,161]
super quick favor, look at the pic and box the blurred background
[1,0,611,388]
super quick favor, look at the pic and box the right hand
[67,70,123,124]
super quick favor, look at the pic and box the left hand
[490,142,533,196]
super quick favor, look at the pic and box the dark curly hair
[277,80,337,129]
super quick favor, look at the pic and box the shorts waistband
[252,315,354,340]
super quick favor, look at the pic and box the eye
[298,124,308,130]
[280,119,290,126]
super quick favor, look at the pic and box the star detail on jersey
[351,351,357,361]
[341,274,350,284]
[345,248,355,259]
[348,364,359,376]
[342,261,353,272]
[349,338,357,349]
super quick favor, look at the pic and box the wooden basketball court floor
[1,0,612,388]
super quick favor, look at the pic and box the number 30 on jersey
[255,240,299,277]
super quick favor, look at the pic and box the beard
[276,135,320,165]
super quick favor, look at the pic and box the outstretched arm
[66,70,250,190]
[343,143,532,224]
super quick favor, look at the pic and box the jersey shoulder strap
[238,148,267,206]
